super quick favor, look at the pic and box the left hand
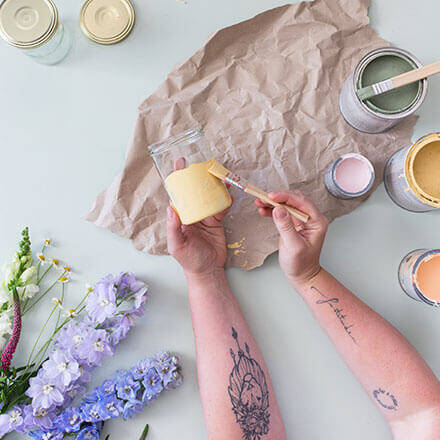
[166,205,231,278]
[166,157,232,278]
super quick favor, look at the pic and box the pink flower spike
[1,290,22,371]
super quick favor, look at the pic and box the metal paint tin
[398,249,440,306]
[324,153,375,199]
[339,47,428,133]
[0,0,72,65]
[80,0,135,45]
[384,133,440,212]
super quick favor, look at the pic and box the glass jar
[148,127,232,225]
[0,0,72,65]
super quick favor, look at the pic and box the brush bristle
[208,159,230,180]
[356,85,375,101]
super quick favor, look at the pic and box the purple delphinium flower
[27,376,64,410]
[23,405,56,431]
[106,315,131,346]
[100,395,123,419]
[131,357,153,380]
[29,428,64,440]
[42,350,81,387]
[80,401,109,423]
[75,329,113,366]
[121,400,143,420]
[142,369,163,402]
[114,272,146,300]
[0,407,24,435]
[86,281,117,324]
[115,371,140,401]
[53,407,82,433]
[76,424,101,440]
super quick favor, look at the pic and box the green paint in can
[357,53,421,114]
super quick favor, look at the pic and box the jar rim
[148,126,203,155]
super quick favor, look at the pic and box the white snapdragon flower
[0,312,13,348]
[17,284,39,300]
[20,266,36,284]
[0,281,10,306]
[2,254,20,284]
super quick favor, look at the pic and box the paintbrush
[356,60,440,101]
[208,160,310,223]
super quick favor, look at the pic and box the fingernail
[274,206,287,219]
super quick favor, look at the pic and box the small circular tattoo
[373,388,398,410]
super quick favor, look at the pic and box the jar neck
[148,127,203,156]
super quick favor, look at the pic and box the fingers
[174,157,186,171]
[166,206,185,253]
[272,206,305,249]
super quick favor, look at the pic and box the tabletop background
[1,0,439,438]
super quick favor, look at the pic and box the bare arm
[256,190,440,440]
[167,205,286,440]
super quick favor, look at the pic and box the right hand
[255,190,328,288]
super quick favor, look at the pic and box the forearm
[294,269,440,435]
[186,269,286,440]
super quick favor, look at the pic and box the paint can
[324,153,375,199]
[398,249,440,307]
[384,133,440,212]
[339,47,428,133]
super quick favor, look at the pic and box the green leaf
[139,423,149,440]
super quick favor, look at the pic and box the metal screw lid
[80,0,135,45]
[0,0,58,49]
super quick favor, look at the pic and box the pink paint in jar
[324,153,375,199]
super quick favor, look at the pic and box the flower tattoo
[228,327,270,440]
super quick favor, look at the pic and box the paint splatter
[227,237,246,250]
[234,249,246,255]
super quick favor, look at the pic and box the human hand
[166,158,231,280]
[255,190,328,288]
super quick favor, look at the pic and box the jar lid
[0,0,58,48]
[80,0,135,45]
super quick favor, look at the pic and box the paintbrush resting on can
[357,60,440,101]
[208,160,309,223]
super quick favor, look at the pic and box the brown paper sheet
[87,0,417,271]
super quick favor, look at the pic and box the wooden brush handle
[393,60,440,88]
[245,183,309,223]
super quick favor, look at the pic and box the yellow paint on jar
[165,159,232,225]
[406,133,440,207]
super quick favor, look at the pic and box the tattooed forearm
[311,286,357,344]
[228,327,270,439]
[373,388,399,410]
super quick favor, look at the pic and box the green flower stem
[54,283,65,331]
[24,270,66,314]
[36,265,52,285]
[24,305,57,374]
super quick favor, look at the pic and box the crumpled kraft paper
[87,0,417,271]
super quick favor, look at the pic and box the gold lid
[0,0,58,48]
[80,0,134,45]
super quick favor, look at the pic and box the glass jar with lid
[148,127,232,225]
[0,0,72,65]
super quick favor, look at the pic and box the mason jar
[148,127,232,225]
[0,0,72,65]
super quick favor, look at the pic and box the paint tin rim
[405,132,440,207]
[409,249,440,306]
[331,153,375,197]
[352,47,428,120]
[357,51,421,115]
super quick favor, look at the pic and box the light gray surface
[0,0,439,438]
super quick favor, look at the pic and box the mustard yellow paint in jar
[149,128,231,225]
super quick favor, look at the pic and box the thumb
[272,206,304,248]
[166,206,185,253]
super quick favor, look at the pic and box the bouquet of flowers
[0,229,182,439]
